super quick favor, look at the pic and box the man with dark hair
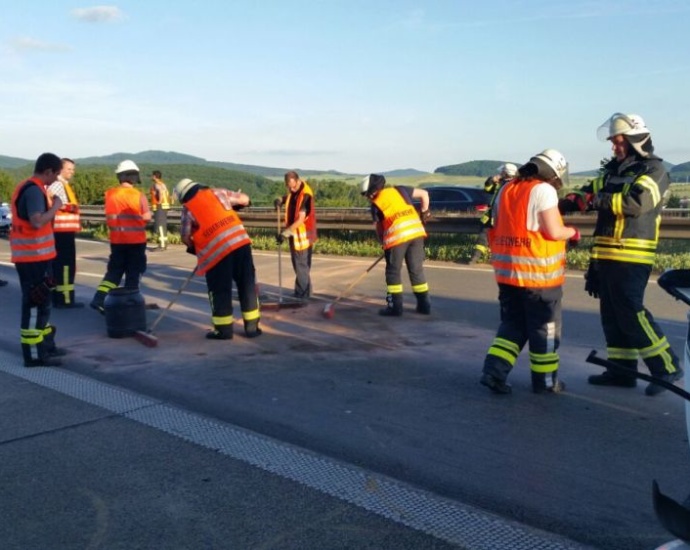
[90,160,152,313]
[47,158,84,308]
[275,171,317,300]
[10,152,66,367]
[149,169,171,251]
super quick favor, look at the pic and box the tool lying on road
[134,266,197,347]
[322,254,385,319]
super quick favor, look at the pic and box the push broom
[322,254,384,319]
[134,266,197,347]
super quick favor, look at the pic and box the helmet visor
[597,113,645,141]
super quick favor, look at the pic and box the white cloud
[8,37,71,53]
[72,5,124,23]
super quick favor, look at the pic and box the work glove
[564,193,587,213]
[29,277,56,307]
[275,229,292,244]
[274,197,283,210]
[232,200,251,211]
[584,260,600,299]
[420,209,432,224]
[566,226,581,248]
[185,244,196,256]
[591,192,613,211]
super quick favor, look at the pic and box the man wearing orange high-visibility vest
[275,171,317,300]
[361,174,431,317]
[90,160,152,313]
[47,158,84,308]
[10,153,66,367]
[175,178,261,340]
[480,149,580,395]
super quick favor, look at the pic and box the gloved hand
[274,197,283,210]
[276,229,292,244]
[275,233,284,245]
[592,192,612,211]
[29,277,56,307]
[566,226,580,248]
[420,209,432,224]
[584,260,600,299]
[564,193,587,213]
[185,244,196,256]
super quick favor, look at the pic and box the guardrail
[78,206,690,239]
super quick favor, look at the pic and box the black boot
[532,371,566,394]
[480,373,512,394]
[90,291,107,314]
[414,291,431,314]
[244,319,263,338]
[42,325,68,357]
[206,324,233,340]
[588,360,637,388]
[379,293,403,317]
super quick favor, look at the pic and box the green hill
[0,155,32,169]
[434,160,519,177]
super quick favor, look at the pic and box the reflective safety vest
[284,182,317,251]
[150,179,171,211]
[590,166,661,265]
[372,188,427,250]
[105,187,147,244]
[488,179,566,288]
[10,179,57,263]
[52,180,81,233]
[185,188,252,275]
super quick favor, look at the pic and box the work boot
[645,369,685,396]
[206,325,233,340]
[414,291,431,315]
[588,370,637,388]
[244,320,263,338]
[532,371,566,394]
[379,293,403,317]
[480,373,512,395]
[90,291,107,315]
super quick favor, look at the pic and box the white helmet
[174,178,198,202]
[360,174,386,197]
[529,149,569,186]
[115,160,140,174]
[597,112,649,141]
[498,163,517,178]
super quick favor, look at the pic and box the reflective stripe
[607,347,639,360]
[411,283,429,293]
[212,315,233,326]
[491,252,564,267]
[387,284,403,294]
[242,308,260,322]
[492,266,565,284]
[487,337,521,366]
[529,351,559,373]
[20,329,43,345]
[196,227,250,274]
[373,188,427,250]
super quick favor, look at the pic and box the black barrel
[103,287,147,338]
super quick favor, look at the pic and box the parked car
[422,186,489,213]
[0,202,11,236]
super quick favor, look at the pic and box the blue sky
[1,1,689,173]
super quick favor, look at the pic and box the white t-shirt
[494,181,558,232]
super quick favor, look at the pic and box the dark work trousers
[205,244,259,331]
[384,237,427,293]
[474,227,489,254]
[52,231,77,306]
[92,243,147,308]
[599,260,680,376]
[153,209,169,249]
[289,243,312,299]
[16,260,54,363]
[483,284,562,381]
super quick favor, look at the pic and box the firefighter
[480,149,580,395]
[274,171,317,300]
[469,162,517,265]
[10,153,66,367]
[149,170,171,251]
[90,160,152,313]
[174,178,261,339]
[562,113,683,396]
[47,158,84,308]
[361,174,431,316]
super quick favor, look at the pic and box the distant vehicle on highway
[422,186,489,213]
[0,202,11,236]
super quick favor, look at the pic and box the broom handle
[276,204,283,303]
[149,267,197,333]
[333,254,384,305]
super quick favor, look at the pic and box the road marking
[0,350,592,550]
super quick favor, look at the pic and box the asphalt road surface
[0,237,688,550]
